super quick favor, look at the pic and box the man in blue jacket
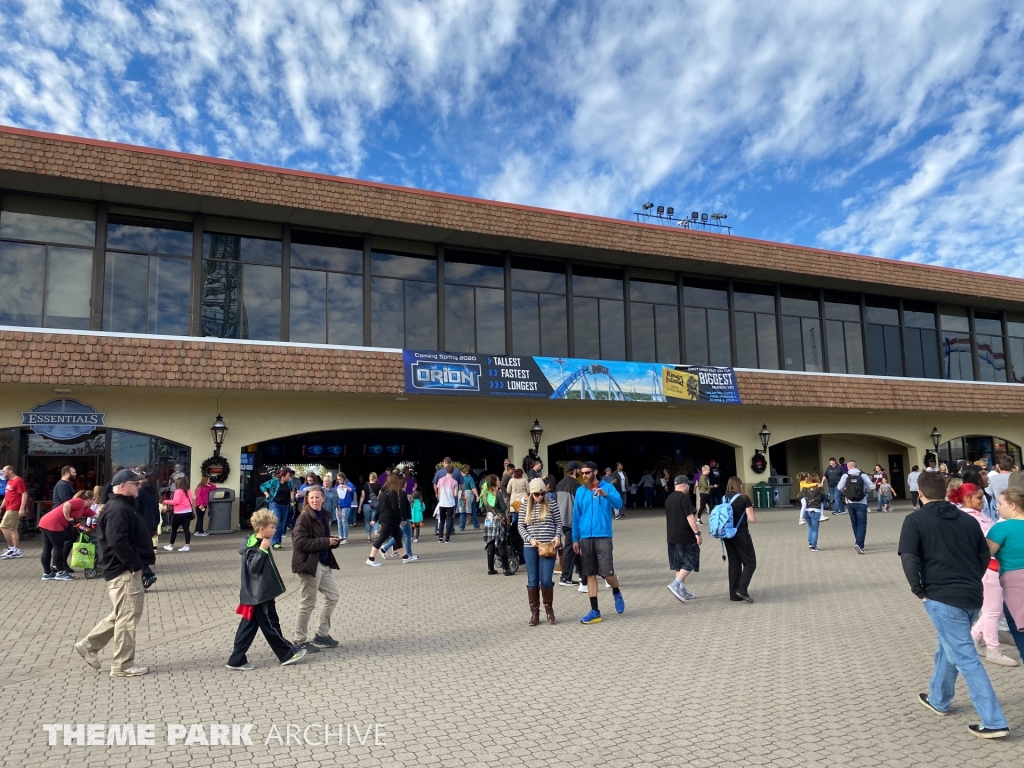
[573,461,625,624]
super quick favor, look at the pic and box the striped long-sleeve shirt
[517,497,562,546]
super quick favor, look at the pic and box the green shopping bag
[69,533,95,570]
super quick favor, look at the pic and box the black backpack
[801,486,825,508]
[844,474,866,502]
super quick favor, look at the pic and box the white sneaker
[6,548,22,558]
[604,580,612,589]
[365,559,383,567]
[798,519,806,525]
[402,555,420,563]
[578,583,588,593]
[163,545,174,551]
[110,665,149,677]
[179,546,190,552]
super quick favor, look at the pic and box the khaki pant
[80,570,146,673]
[294,562,339,644]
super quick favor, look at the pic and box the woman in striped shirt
[518,478,562,626]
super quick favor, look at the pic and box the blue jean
[829,486,844,513]
[363,505,375,537]
[336,507,351,540]
[923,599,1007,729]
[876,493,886,511]
[1004,604,1024,658]
[348,507,358,526]
[847,502,867,548]
[806,510,821,547]
[269,502,289,546]
[523,546,556,589]
[458,505,480,530]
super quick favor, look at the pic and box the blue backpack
[709,494,743,539]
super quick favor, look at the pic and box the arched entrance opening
[0,425,190,528]
[545,431,736,507]
[771,433,911,498]
[243,428,509,518]
[934,435,1022,471]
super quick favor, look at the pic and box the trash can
[753,481,774,509]
[207,488,236,535]
[769,476,793,506]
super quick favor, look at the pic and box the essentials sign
[22,399,106,440]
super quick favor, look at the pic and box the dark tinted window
[683,278,728,309]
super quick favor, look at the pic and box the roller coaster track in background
[551,363,663,401]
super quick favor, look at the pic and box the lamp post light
[530,419,544,460]
[930,426,941,468]
[758,424,771,454]
[211,414,228,457]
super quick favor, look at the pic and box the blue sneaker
[580,609,602,624]
[667,582,686,602]
[613,591,625,614]
[41,572,56,581]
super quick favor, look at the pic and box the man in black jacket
[74,468,155,677]
[898,471,1008,739]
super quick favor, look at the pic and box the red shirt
[2,476,25,512]
[38,498,89,532]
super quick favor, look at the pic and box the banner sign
[402,351,741,404]
[22,399,106,440]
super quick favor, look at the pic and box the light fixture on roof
[700,213,709,222]
[711,213,728,222]
[691,212,699,220]
[642,202,654,211]
[666,207,674,217]
[656,205,665,215]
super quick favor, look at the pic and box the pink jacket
[170,489,194,514]
[195,483,216,507]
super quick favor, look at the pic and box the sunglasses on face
[580,470,594,476]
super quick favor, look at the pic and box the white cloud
[1,1,1023,275]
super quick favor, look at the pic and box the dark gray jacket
[238,534,287,605]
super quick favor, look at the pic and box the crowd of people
[5,445,1021,742]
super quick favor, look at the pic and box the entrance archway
[935,435,1021,470]
[245,428,509,516]
[545,430,736,506]
[772,433,912,498]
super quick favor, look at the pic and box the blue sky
[2,1,1023,275]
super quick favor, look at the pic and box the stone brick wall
[1,330,1019,412]
[1,126,1022,306]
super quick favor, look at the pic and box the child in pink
[950,483,1018,667]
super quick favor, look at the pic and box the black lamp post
[758,424,771,453]
[930,426,941,467]
[530,419,543,460]
[211,414,228,457]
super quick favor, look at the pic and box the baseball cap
[673,475,691,486]
[565,461,582,472]
[584,461,599,471]
[111,468,143,485]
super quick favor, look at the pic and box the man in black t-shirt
[665,476,702,602]
[52,466,76,505]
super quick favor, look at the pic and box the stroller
[486,509,519,575]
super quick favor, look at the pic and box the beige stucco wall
[2,384,1021,516]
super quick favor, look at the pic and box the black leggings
[195,505,208,534]
[723,526,757,597]
[373,517,404,553]
[169,515,192,546]
[41,529,68,574]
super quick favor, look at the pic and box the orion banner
[402,350,741,404]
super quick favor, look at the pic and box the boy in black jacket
[226,510,307,670]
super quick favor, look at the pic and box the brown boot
[528,587,540,626]
[541,587,555,624]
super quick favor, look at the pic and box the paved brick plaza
[1,505,1021,767]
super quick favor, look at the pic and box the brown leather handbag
[536,539,558,558]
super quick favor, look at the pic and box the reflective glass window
[975,312,1006,382]
[445,251,505,353]
[685,307,730,366]
[370,252,436,348]
[107,221,192,255]
[371,251,436,281]
[0,241,45,326]
[289,269,327,344]
[735,312,778,369]
[290,230,362,272]
[511,257,567,356]
[825,320,865,374]
[780,286,819,318]
[903,300,937,329]
[733,283,775,314]
[823,291,861,322]
[0,194,96,247]
[203,233,282,265]
[1008,313,1024,384]
[630,279,679,363]
[940,306,973,380]
[572,267,624,359]
[904,327,941,379]
[511,257,566,294]
[780,287,822,371]
[289,231,364,345]
[42,246,92,330]
[683,278,728,309]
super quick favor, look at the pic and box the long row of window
[0,192,1021,383]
